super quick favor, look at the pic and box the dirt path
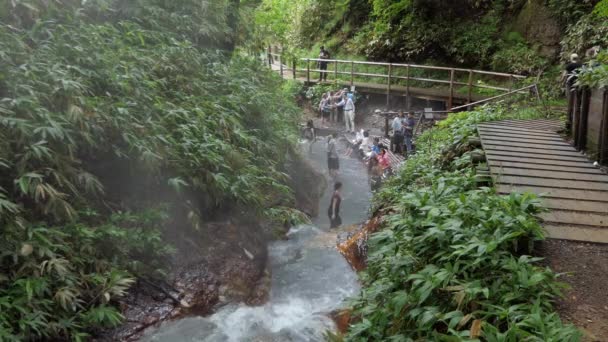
[539,240,608,341]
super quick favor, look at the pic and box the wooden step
[543,224,608,243]
[539,210,608,227]
[488,160,604,174]
[496,184,608,202]
[539,198,608,214]
[483,145,585,158]
[485,150,588,162]
[495,175,608,191]
[489,167,608,183]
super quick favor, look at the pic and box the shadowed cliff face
[286,150,328,218]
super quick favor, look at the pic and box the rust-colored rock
[330,308,353,334]
[337,216,383,271]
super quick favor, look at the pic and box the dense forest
[0,1,304,340]
[254,0,608,93]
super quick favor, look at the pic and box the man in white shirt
[391,111,404,154]
[340,93,355,132]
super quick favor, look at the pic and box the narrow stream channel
[142,138,370,341]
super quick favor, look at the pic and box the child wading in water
[328,182,342,229]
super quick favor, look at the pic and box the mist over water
[142,138,370,342]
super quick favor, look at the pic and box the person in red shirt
[377,148,391,171]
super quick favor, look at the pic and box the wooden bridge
[267,50,526,109]
[478,119,608,243]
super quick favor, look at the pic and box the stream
[141,138,370,342]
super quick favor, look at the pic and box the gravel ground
[538,239,608,341]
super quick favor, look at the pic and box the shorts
[329,214,342,228]
[322,109,330,118]
[327,156,339,170]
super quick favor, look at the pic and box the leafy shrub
[560,13,608,59]
[576,51,608,88]
[0,0,304,339]
[345,106,579,340]
[547,0,597,26]
[0,208,172,340]
[491,41,548,75]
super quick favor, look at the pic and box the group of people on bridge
[318,87,356,133]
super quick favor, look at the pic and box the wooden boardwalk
[478,119,608,243]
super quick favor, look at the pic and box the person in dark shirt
[328,182,342,228]
[318,46,330,82]
[564,53,582,88]
[403,112,416,155]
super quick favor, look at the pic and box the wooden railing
[267,49,526,110]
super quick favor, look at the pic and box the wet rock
[330,308,353,334]
[510,0,561,58]
[285,152,327,218]
[103,220,271,341]
[337,216,384,271]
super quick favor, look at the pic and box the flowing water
[142,138,370,342]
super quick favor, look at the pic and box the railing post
[467,70,473,104]
[387,63,392,108]
[292,59,296,79]
[334,60,338,84]
[448,69,455,110]
[279,54,283,77]
[406,64,410,110]
[350,61,354,87]
[306,59,310,83]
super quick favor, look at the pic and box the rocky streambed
[104,138,372,341]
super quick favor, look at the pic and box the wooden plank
[488,160,605,174]
[477,128,563,140]
[486,154,597,168]
[486,151,590,162]
[492,120,563,129]
[539,198,608,214]
[496,184,608,202]
[483,146,586,158]
[495,175,608,191]
[484,119,563,128]
[478,135,571,146]
[540,211,608,227]
[478,125,562,136]
[479,123,561,135]
[489,167,608,182]
[543,225,608,243]
[482,141,576,152]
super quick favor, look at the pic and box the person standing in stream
[328,182,342,229]
[327,133,340,178]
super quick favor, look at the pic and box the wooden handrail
[267,47,528,108]
[301,57,525,79]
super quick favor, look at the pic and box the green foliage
[345,106,578,340]
[547,0,597,25]
[0,0,303,339]
[491,35,548,75]
[560,13,608,59]
[0,207,173,340]
[576,51,608,88]
[595,0,608,17]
